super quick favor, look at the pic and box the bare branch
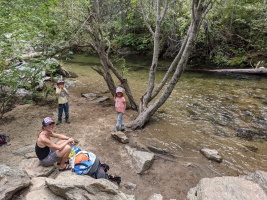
[140,0,155,36]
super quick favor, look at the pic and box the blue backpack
[72,151,96,175]
[73,160,93,175]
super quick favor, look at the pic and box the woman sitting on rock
[35,117,75,171]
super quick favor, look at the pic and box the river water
[63,54,267,176]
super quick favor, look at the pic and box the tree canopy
[1,0,267,124]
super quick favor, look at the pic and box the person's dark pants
[58,102,69,122]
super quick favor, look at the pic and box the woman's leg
[55,140,71,168]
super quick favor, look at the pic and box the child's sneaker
[114,126,119,132]
[56,121,62,125]
[66,120,71,124]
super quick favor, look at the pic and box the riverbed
[63,54,267,176]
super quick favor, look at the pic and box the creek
[63,54,267,176]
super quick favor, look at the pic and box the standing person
[35,117,75,171]
[56,79,70,125]
[114,86,126,132]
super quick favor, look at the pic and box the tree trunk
[140,0,168,112]
[88,0,137,110]
[128,0,214,129]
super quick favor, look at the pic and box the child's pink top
[115,97,126,113]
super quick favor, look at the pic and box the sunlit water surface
[63,54,267,176]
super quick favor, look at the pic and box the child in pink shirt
[114,87,126,132]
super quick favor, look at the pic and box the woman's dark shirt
[35,143,50,160]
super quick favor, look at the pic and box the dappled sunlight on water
[63,54,267,176]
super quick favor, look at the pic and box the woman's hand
[68,137,75,145]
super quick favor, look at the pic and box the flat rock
[111,131,129,144]
[200,148,222,163]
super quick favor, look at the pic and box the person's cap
[57,80,65,85]
[42,117,55,126]
[116,87,123,93]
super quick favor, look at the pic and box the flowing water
[63,54,267,176]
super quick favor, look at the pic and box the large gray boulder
[187,174,267,200]
[125,146,155,174]
[243,170,267,193]
[26,177,64,200]
[19,158,55,177]
[132,150,154,174]
[46,171,132,200]
[0,164,31,200]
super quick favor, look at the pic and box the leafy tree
[195,0,267,67]
[127,0,217,129]
[0,0,64,117]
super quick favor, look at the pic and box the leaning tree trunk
[139,0,168,112]
[88,0,138,110]
[128,0,213,129]
[95,51,138,110]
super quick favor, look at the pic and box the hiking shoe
[56,121,62,125]
[101,163,110,172]
[114,126,119,132]
[66,120,71,124]
[108,175,121,185]
[121,127,125,132]
[114,176,121,185]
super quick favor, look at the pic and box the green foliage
[113,56,129,77]
[228,56,247,68]
[198,0,267,67]
[0,57,59,118]
[213,50,230,67]
[113,33,152,53]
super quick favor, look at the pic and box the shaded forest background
[1,0,267,120]
[1,0,267,68]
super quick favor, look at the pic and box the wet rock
[236,128,255,140]
[147,145,167,154]
[200,148,222,163]
[236,128,267,141]
[243,145,258,152]
[147,145,177,158]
